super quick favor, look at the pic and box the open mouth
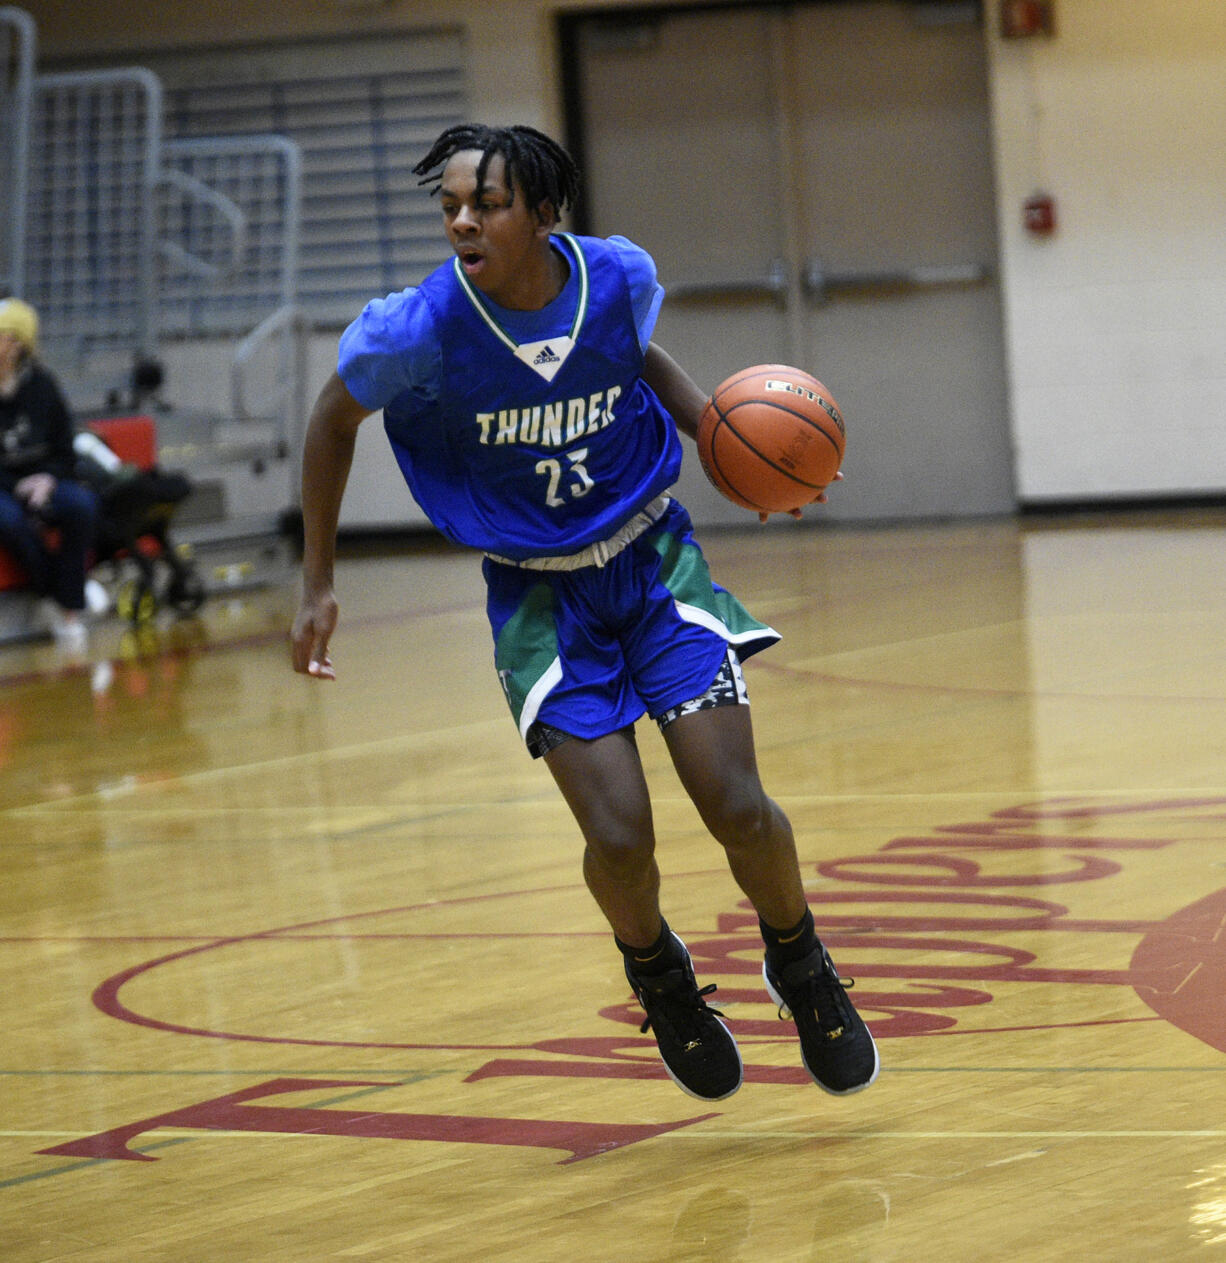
[458,248,484,274]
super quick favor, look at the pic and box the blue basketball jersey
[351,234,684,561]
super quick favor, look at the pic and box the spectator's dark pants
[0,480,99,611]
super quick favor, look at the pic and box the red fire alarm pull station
[1023,192,1057,236]
[1001,0,1055,38]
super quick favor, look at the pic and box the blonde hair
[0,298,38,355]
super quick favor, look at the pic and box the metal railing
[231,302,308,457]
[161,135,303,451]
[159,135,300,337]
[17,61,305,447]
[0,6,35,297]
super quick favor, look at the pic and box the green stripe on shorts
[650,530,779,649]
[493,580,563,735]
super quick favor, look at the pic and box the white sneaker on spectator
[84,578,111,616]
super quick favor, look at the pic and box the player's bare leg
[661,702,808,929]
[664,700,878,1094]
[544,725,742,1100]
[543,725,661,947]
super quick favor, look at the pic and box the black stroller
[75,428,207,623]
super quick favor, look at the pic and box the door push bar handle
[803,259,990,303]
[663,258,790,303]
[665,259,990,304]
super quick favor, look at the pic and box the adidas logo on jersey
[513,335,574,382]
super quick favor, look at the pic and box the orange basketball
[696,364,846,514]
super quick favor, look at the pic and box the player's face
[438,150,555,308]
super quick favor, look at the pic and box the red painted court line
[0,935,230,944]
[0,930,617,944]
[5,589,1223,708]
[0,918,1170,946]
[0,598,485,692]
[756,657,1226,706]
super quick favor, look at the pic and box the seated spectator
[0,298,100,651]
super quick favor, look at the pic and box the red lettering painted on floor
[36,1078,718,1166]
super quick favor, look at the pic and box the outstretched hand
[757,470,844,523]
[290,591,339,680]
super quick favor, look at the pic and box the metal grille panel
[158,135,301,336]
[25,68,161,365]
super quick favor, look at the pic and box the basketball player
[290,124,877,1102]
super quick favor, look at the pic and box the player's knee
[585,828,654,881]
[704,784,777,851]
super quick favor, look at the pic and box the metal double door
[572,0,1014,524]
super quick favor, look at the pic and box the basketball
[696,364,846,514]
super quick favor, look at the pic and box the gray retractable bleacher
[0,9,305,636]
[8,30,304,543]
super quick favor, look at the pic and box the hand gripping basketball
[697,364,846,516]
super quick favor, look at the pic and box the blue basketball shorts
[482,499,780,756]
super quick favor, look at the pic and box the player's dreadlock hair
[412,123,581,220]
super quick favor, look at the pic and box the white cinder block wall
[987,0,1226,501]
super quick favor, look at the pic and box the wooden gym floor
[2,508,1226,1261]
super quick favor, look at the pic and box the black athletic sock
[760,907,818,970]
[617,919,684,977]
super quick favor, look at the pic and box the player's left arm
[642,342,707,441]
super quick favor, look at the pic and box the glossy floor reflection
[2,511,1225,1261]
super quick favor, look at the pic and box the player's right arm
[290,371,372,680]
